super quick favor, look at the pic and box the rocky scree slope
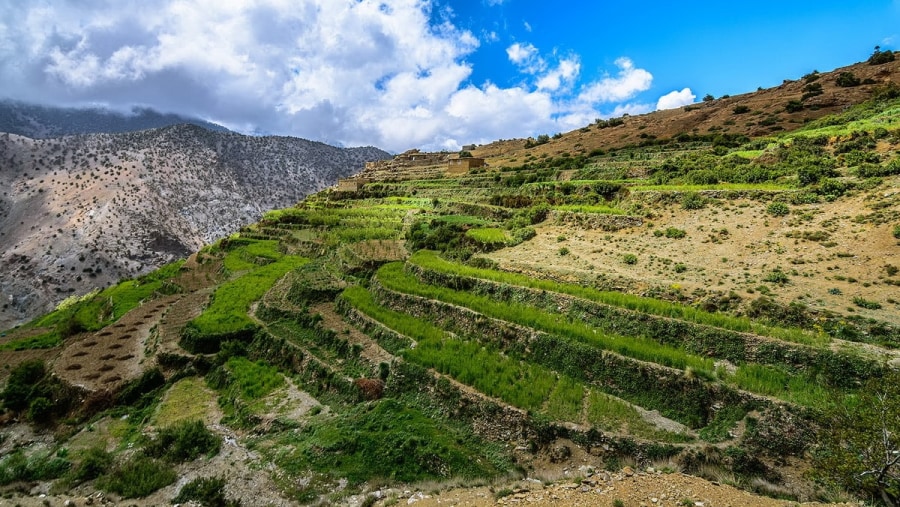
[0,124,389,329]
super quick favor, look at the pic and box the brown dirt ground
[487,186,900,352]
[54,294,179,392]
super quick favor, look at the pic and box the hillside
[0,100,230,139]
[0,55,899,506]
[0,125,389,329]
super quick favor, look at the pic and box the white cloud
[506,42,538,65]
[523,21,532,32]
[0,1,661,152]
[536,57,580,91]
[577,57,653,104]
[656,88,695,110]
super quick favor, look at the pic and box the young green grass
[376,262,716,376]
[551,204,627,215]
[408,251,825,347]
[465,227,510,244]
[190,253,307,337]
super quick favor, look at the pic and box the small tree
[814,370,900,505]
[869,46,896,65]
[702,94,715,102]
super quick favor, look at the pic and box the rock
[623,466,635,477]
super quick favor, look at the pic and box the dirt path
[402,469,850,507]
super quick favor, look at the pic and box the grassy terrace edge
[408,250,826,347]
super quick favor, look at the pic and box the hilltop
[0,52,899,506]
[0,125,389,329]
[0,100,231,139]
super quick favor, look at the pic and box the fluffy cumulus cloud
[0,1,675,151]
[656,88,696,110]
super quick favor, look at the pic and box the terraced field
[2,91,900,506]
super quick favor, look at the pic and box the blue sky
[0,1,897,152]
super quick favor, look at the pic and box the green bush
[766,202,789,216]
[69,447,113,483]
[835,72,861,87]
[97,454,176,498]
[680,192,705,210]
[852,297,882,310]
[785,100,804,113]
[144,420,221,463]
[894,224,900,240]
[0,450,71,485]
[1,360,47,412]
[622,253,638,265]
[868,46,896,65]
[558,247,570,256]
[664,227,687,239]
[732,105,750,114]
[174,476,240,506]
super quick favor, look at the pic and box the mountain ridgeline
[0,100,231,139]
[0,125,390,329]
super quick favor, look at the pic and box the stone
[623,466,635,477]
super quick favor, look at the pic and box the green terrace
[371,261,845,412]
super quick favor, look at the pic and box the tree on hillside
[869,46,896,65]
[814,370,900,506]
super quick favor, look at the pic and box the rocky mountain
[0,125,390,329]
[0,100,230,139]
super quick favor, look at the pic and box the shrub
[144,420,221,463]
[784,100,804,113]
[69,447,113,483]
[852,297,882,310]
[1,360,46,412]
[622,253,638,265]
[664,227,687,239]
[894,224,900,240]
[835,72,861,87]
[97,454,176,498]
[732,105,751,114]
[764,268,790,285]
[674,263,687,273]
[680,192,705,210]
[558,247,570,256]
[801,82,824,101]
[766,202,789,216]
[174,476,240,506]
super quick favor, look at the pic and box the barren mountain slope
[0,125,389,329]
[471,58,900,165]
